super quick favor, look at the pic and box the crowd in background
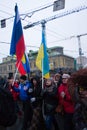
[0,68,87,130]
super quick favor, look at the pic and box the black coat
[73,103,87,130]
[30,76,42,108]
[42,85,58,115]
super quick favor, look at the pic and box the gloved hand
[28,88,33,93]
[60,91,66,98]
[30,97,36,103]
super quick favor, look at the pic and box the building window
[8,65,12,71]
[0,67,2,73]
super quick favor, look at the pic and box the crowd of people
[0,68,87,130]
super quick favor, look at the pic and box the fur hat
[62,74,70,79]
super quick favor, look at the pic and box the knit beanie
[20,75,27,81]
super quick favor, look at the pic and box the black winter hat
[20,75,27,81]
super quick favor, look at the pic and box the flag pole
[25,50,30,81]
[41,21,46,89]
[41,22,46,118]
[12,61,21,86]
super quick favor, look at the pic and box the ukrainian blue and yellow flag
[36,27,50,79]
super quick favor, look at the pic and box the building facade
[0,46,75,78]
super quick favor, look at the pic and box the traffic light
[53,0,65,12]
[0,19,6,28]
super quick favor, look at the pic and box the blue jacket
[13,80,31,101]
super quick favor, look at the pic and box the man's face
[8,78,13,85]
[20,79,25,83]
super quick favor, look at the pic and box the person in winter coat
[42,77,59,130]
[58,73,75,130]
[0,76,18,130]
[13,75,33,130]
[29,76,45,130]
[4,76,20,115]
[68,68,87,130]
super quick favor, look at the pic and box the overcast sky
[0,0,87,62]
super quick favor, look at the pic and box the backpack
[0,86,17,127]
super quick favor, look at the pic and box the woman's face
[46,79,52,86]
[62,78,68,84]
[55,75,60,81]
[32,79,37,85]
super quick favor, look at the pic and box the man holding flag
[10,5,33,130]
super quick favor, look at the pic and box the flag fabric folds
[36,26,50,79]
[16,53,30,75]
[10,5,30,75]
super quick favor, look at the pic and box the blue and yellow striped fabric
[36,28,50,79]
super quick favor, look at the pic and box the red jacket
[9,82,19,101]
[58,83,75,113]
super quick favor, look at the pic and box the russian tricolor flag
[10,4,30,75]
